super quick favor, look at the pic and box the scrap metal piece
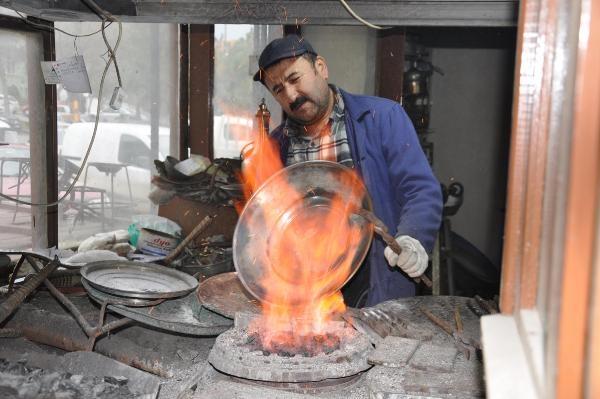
[474,294,499,314]
[89,290,233,336]
[420,306,476,360]
[455,306,464,333]
[342,307,383,345]
[0,328,22,338]
[467,298,486,317]
[348,306,434,343]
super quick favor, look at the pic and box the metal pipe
[24,255,133,343]
[24,254,94,335]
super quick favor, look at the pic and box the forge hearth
[245,330,341,357]
[208,313,373,384]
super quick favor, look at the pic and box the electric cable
[13,10,113,38]
[337,0,388,30]
[81,0,122,87]
[0,18,123,206]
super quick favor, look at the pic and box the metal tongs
[357,209,433,288]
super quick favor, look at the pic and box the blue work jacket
[271,89,443,305]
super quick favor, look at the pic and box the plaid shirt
[283,85,354,168]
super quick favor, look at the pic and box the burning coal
[246,330,341,357]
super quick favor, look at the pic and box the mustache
[289,96,309,111]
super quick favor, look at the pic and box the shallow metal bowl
[80,260,198,299]
[233,161,373,305]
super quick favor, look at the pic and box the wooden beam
[499,0,537,314]
[4,1,519,26]
[188,25,214,159]
[42,21,58,248]
[0,14,41,32]
[179,24,190,160]
[376,27,404,103]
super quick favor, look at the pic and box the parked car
[60,122,170,205]
[213,114,255,158]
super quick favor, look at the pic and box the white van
[60,122,170,204]
[213,114,255,158]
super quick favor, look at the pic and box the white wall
[302,26,377,96]
[429,47,514,266]
[299,27,514,267]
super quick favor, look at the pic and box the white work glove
[384,235,428,278]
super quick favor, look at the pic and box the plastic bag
[128,215,182,247]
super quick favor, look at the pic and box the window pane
[55,23,178,244]
[0,28,45,249]
[213,25,282,159]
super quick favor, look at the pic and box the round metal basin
[233,161,373,306]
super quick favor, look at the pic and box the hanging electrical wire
[337,0,388,30]
[81,0,122,88]
[0,7,123,207]
[13,9,112,38]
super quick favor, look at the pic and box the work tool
[358,209,433,288]
[163,214,215,265]
[420,306,480,360]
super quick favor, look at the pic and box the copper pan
[233,161,373,306]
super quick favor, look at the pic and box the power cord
[0,7,123,207]
[13,9,113,38]
[337,0,388,30]
[81,0,122,88]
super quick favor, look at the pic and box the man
[253,35,442,306]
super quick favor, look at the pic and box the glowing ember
[246,330,341,357]
[238,115,366,353]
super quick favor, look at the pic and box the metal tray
[80,260,198,299]
[197,272,261,319]
[81,278,165,307]
[87,289,233,336]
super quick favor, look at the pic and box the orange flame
[239,117,363,352]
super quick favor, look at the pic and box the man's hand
[384,235,428,277]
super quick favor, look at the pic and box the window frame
[0,14,57,248]
[484,0,600,397]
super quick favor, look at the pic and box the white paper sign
[40,61,61,84]
[51,55,92,93]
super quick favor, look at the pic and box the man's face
[263,55,331,126]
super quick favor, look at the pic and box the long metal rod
[24,255,133,348]
[0,258,59,324]
[358,209,433,288]
[24,255,94,335]
[7,255,25,293]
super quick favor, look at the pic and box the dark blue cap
[253,35,317,82]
